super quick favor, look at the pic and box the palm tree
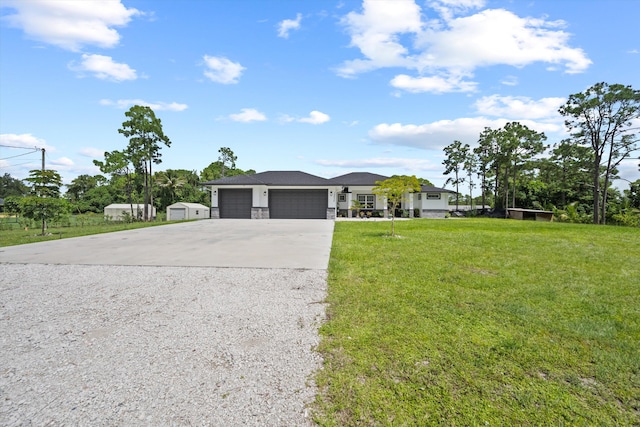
[155,170,187,208]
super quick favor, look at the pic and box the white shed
[167,202,210,221]
[104,204,156,221]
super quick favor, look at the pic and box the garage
[219,189,252,218]
[169,208,185,220]
[166,202,210,220]
[269,189,327,219]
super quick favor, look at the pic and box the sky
[1,0,639,193]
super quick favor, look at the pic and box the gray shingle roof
[201,171,330,186]
[421,185,455,193]
[327,172,390,186]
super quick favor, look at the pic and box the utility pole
[41,148,46,235]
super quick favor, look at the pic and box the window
[357,194,375,209]
[338,194,346,202]
[426,193,441,200]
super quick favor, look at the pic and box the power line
[0,150,40,161]
[0,144,42,150]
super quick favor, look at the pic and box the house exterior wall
[336,186,387,216]
[210,185,336,219]
[413,192,451,218]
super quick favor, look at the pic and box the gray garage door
[269,189,327,219]
[169,208,186,220]
[219,189,252,218]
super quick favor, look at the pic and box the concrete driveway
[0,219,334,269]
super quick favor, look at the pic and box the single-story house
[167,202,210,220]
[104,203,156,221]
[202,171,454,219]
[414,185,457,218]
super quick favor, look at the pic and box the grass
[0,215,174,247]
[314,218,640,426]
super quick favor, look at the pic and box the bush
[611,210,640,227]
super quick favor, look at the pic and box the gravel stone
[0,264,326,426]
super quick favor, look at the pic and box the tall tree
[65,174,105,203]
[463,149,477,211]
[559,82,640,224]
[0,173,28,198]
[94,150,137,217]
[442,140,469,211]
[372,175,421,237]
[475,128,497,210]
[119,105,172,221]
[23,169,66,234]
[200,147,255,182]
[545,140,593,209]
[494,122,547,210]
[218,147,237,178]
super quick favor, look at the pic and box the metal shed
[166,202,210,221]
[104,204,156,221]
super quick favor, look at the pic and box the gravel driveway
[0,220,333,426]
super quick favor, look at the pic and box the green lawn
[0,216,173,247]
[314,219,640,426]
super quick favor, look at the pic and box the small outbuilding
[167,202,210,221]
[507,208,554,222]
[104,204,156,221]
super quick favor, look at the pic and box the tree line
[442,82,640,225]
[1,105,254,232]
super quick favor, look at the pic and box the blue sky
[1,0,639,191]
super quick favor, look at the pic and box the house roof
[201,171,330,186]
[421,185,456,193]
[168,202,209,209]
[327,172,390,186]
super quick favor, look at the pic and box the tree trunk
[149,158,154,221]
[455,170,459,211]
[592,155,601,224]
[512,161,517,208]
[143,161,149,221]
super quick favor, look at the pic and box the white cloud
[50,157,74,167]
[369,117,561,150]
[202,55,245,84]
[336,0,423,77]
[316,157,441,171]
[415,9,591,74]
[79,147,105,158]
[0,133,53,151]
[474,95,565,120]
[390,73,477,93]
[70,54,137,81]
[2,0,140,51]
[501,75,519,86]
[337,0,591,91]
[229,108,267,122]
[277,13,302,38]
[299,111,331,124]
[99,99,188,111]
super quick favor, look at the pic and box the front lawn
[0,216,173,247]
[314,219,640,426]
